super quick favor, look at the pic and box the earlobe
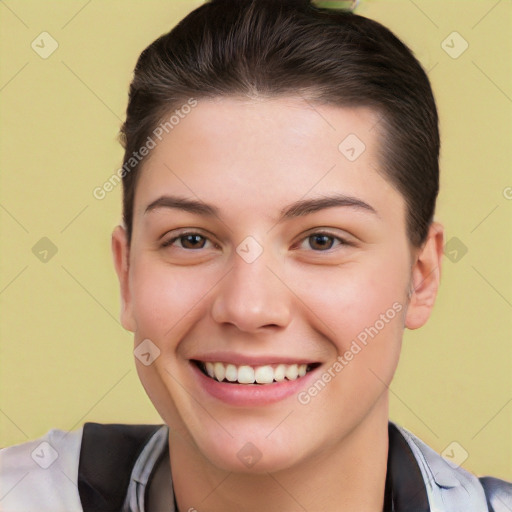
[405,222,444,330]
[111,226,137,332]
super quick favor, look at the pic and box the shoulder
[0,427,84,511]
[480,477,512,512]
[393,423,512,511]
[0,423,168,512]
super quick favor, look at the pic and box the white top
[0,427,83,511]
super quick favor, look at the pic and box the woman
[1,0,510,510]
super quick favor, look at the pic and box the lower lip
[191,362,319,407]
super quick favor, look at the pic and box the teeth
[214,362,226,381]
[225,364,238,382]
[255,365,274,384]
[274,364,286,382]
[238,365,255,384]
[285,364,299,380]
[205,362,215,378]
[200,361,310,385]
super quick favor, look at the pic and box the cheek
[290,252,409,346]
[129,259,212,340]
[289,249,409,408]
[128,259,217,434]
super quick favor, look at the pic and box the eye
[297,232,349,251]
[161,232,214,250]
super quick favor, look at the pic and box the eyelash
[160,230,351,252]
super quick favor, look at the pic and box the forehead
[133,96,403,224]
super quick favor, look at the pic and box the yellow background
[1,0,511,481]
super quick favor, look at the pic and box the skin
[112,96,444,511]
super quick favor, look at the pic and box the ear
[405,222,444,330]
[112,225,137,332]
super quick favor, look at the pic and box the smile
[194,360,318,385]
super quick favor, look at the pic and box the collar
[386,422,430,511]
[77,421,430,511]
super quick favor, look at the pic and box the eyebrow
[280,194,378,220]
[145,196,219,217]
[144,193,378,221]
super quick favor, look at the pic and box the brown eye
[294,231,350,252]
[162,232,213,250]
[178,234,207,249]
[308,234,335,251]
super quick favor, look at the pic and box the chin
[196,434,305,475]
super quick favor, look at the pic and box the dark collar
[78,422,161,511]
[78,422,430,511]
[385,422,430,511]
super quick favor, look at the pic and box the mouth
[192,360,320,385]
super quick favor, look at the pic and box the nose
[210,248,292,332]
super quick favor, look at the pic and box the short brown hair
[120,0,439,247]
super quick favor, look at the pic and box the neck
[169,400,389,512]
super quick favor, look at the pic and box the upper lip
[190,352,319,366]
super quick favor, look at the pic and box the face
[113,96,443,474]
